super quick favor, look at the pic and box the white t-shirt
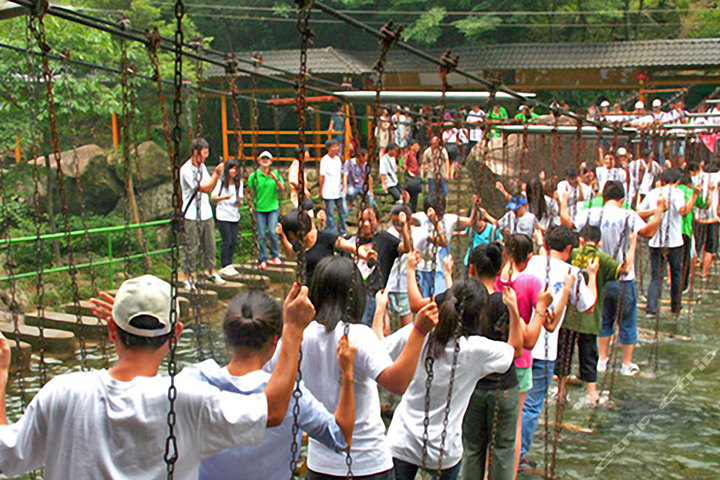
[466,110,486,142]
[179,360,345,480]
[384,226,408,293]
[639,186,686,248]
[556,181,594,215]
[180,160,213,221]
[692,171,720,223]
[497,210,537,238]
[383,325,514,470]
[320,154,344,200]
[211,181,243,222]
[639,161,661,195]
[524,256,595,361]
[379,154,399,188]
[573,205,646,281]
[300,321,394,476]
[413,213,459,272]
[627,159,644,201]
[0,370,267,480]
[442,128,459,144]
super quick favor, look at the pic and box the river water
[2,255,719,479]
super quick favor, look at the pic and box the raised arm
[335,336,356,447]
[406,250,431,313]
[199,162,224,193]
[501,286,524,358]
[376,302,439,395]
[0,333,10,425]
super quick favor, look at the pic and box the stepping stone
[0,322,75,356]
[8,339,31,374]
[196,281,245,301]
[176,288,218,309]
[60,301,96,317]
[24,311,107,341]
[219,271,270,289]
[235,263,297,284]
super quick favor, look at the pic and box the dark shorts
[694,221,719,254]
[308,468,394,480]
[554,329,599,383]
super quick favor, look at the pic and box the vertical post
[314,110,321,164]
[344,103,350,161]
[108,232,114,289]
[112,112,119,149]
[14,136,21,163]
[221,95,229,160]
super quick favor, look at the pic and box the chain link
[120,35,134,281]
[193,39,204,138]
[420,354,434,469]
[164,1,184,477]
[28,2,88,371]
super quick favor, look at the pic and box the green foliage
[401,7,446,45]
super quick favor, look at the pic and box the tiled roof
[207,38,720,78]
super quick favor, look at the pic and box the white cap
[258,150,273,160]
[112,275,174,337]
[635,101,645,110]
[652,99,662,107]
[600,100,610,107]
[616,147,628,156]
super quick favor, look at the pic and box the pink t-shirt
[494,272,542,369]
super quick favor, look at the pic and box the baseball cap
[258,151,273,160]
[519,105,528,111]
[600,100,610,107]
[112,275,174,337]
[617,147,628,156]
[635,101,645,110]
[652,99,662,108]
[506,197,528,211]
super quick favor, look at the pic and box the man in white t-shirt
[180,138,225,288]
[556,166,594,219]
[520,225,597,462]
[638,169,699,316]
[691,162,720,278]
[320,138,347,235]
[0,275,316,480]
[379,142,401,202]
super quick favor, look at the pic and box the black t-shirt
[298,229,338,284]
[370,231,401,294]
[434,290,517,390]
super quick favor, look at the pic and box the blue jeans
[324,197,347,236]
[418,269,448,298]
[361,292,376,327]
[428,178,449,197]
[601,280,638,344]
[647,246,683,315]
[393,457,461,480]
[345,185,376,211]
[255,210,279,263]
[520,359,555,459]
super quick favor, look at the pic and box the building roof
[207,38,720,78]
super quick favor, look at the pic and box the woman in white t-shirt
[211,158,243,276]
[381,262,522,480]
[302,256,439,480]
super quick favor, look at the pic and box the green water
[3,269,720,479]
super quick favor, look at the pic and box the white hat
[652,99,662,108]
[258,150,273,160]
[616,147,628,156]
[635,101,645,110]
[600,100,610,107]
[112,275,175,337]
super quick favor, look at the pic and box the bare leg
[621,343,635,367]
[702,250,712,278]
[598,336,611,363]
[586,382,598,403]
[512,391,527,480]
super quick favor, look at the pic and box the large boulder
[30,144,106,177]
[128,181,175,220]
[133,141,172,190]
[61,155,124,215]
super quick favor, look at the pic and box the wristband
[338,378,355,385]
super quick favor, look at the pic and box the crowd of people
[0,94,718,480]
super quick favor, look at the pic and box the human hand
[586,257,599,277]
[337,335,357,380]
[694,183,703,195]
[414,302,439,335]
[89,292,115,324]
[375,289,389,311]
[407,250,420,271]
[563,270,576,291]
[213,162,225,176]
[0,333,11,377]
[537,286,553,312]
[359,244,378,263]
[398,211,407,226]
[283,283,315,333]
[502,286,518,312]
[442,254,454,274]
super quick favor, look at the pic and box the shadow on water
[3,269,720,479]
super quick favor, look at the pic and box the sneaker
[219,265,239,276]
[270,257,283,266]
[259,261,268,270]
[208,272,226,284]
[620,363,640,376]
[183,279,195,291]
[518,458,537,472]
[597,358,608,372]
[646,312,657,319]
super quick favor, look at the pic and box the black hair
[505,233,534,264]
[545,224,579,253]
[280,209,313,239]
[429,277,489,357]
[223,290,283,351]
[359,148,368,156]
[526,177,547,222]
[390,203,412,218]
[358,205,380,224]
[578,224,602,244]
[294,145,308,157]
[423,192,446,215]
[310,256,366,332]
[325,138,339,148]
[116,315,172,350]
[469,242,504,279]
[191,137,209,154]
[386,141,398,152]
[565,166,577,178]
[704,161,720,174]
[661,168,681,184]
[686,160,700,173]
[220,158,241,202]
[602,180,626,202]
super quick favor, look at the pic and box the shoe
[518,458,537,472]
[220,265,239,276]
[646,312,657,319]
[597,358,608,372]
[259,261,268,270]
[620,363,640,376]
[183,279,195,291]
[270,257,283,266]
[208,272,226,284]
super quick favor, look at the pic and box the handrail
[0,219,171,246]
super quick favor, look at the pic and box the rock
[133,141,172,190]
[132,182,175,220]
[30,144,106,177]
[0,285,30,313]
[73,154,124,215]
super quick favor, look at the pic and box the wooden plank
[637,327,691,341]
[538,418,594,434]
[198,281,246,301]
[235,263,297,284]
[8,339,31,374]
[24,310,107,341]
[0,322,75,356]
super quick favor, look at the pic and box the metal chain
[437,337,460,475]
[164,1,184,477]
[420,354,434,470]
[120,34,134,280]
[28,3,88,370]
[543,255,551,479]
[193,38,204,138]
[249,60,261,162]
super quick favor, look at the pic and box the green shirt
[486,107,508,138]
[678,184,707,236]
[514,112,539,123]
[247,169,284,212]
[582,195,631,210]
[564,244,620,335]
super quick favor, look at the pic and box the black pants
[388,185,402,202]
[404,176,423,212]
[216,219,240,267]
[308,468,394,480]
[681,234,692,291]
[554,329,599,383]
[647,246,683,314]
